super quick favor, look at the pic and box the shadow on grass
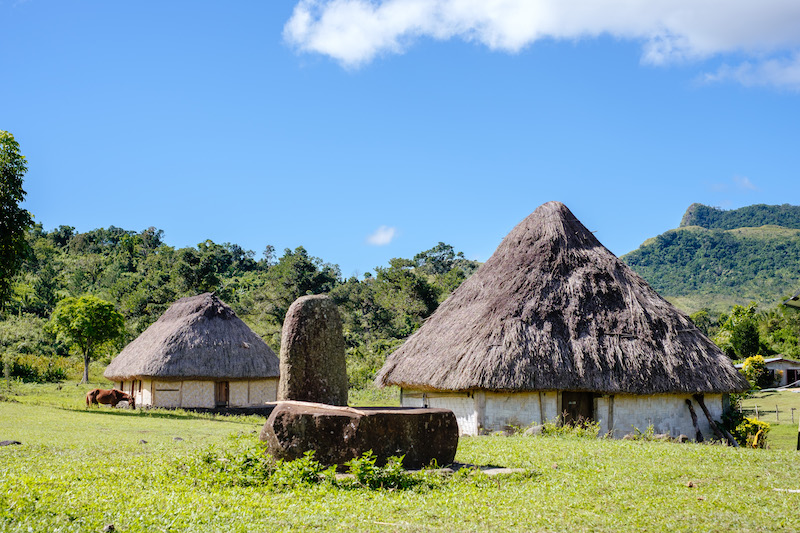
[60,406,266,423]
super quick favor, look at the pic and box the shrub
[735,417,770,448]
[0,353,75,383]
[343,451,423,490]
[269,451,335,489]
[177,438,431,491]
[541,417,601,439]
[741,355,774,389]
[626,425,657,441]
[722,405,770,448]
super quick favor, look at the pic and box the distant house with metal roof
[734,356,800,388]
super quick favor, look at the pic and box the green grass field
[2,383,800,532]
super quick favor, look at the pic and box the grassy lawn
[740,390,800,451]
[2,384,800,532]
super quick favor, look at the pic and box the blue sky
[2,1,799,278]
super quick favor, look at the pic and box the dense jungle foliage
[0,224,478,386]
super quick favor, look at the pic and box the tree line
[1,220,479,386]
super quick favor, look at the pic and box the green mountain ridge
[679,202,800,230]
[623,204,800,314]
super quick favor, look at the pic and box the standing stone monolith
[278,294,348,406]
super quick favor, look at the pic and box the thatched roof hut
[105,293,280,409]
[376,202,747,437]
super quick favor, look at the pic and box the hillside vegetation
[679,202,800,230]
[623,204,800,314]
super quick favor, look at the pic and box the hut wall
[249,378,278,405]
[400,389,478,435]
[181,381,215,408]
[151,380,182,407]
[610,393,724,438]
[482,391,558,432]
[230,381,248,407]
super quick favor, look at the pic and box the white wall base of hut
[609,393,724,439]
[400,389,725,439]
[121,378,278,409]
[400,390,477,435]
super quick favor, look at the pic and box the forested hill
[623,204,800,314]
[679,203,800,230]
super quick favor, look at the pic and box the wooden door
[215,381,229,407]
[562,391,594,426]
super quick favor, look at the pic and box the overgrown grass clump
[178,435,444,491]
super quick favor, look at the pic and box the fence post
[792,407,796,424]
[755,405,759,420]
[797,416,800,451]
[777,405,780,423]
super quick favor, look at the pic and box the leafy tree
[374,258,438,337]
[414,242,462,275]
[740,355,773,389]
[689,308,715,337]
[50,295,125,383]
[723,304,761,359]
[0,131,34,309]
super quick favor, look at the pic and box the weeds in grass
[626,424,657,441]
[540,417,601,438]
[177,436,437,491]
[341,451,432,490]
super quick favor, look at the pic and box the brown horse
[86,388,136,409]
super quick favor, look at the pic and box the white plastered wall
[229,381,248,407]
[249,378,278,405]
[401,390,478,435]
[181,380,214,408]
[482,391,558,431]
[402,389,725,440]
[152,380,182,408]
[609,393,725,438]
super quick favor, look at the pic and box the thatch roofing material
[376,202,749,395]
[104,293,280,381]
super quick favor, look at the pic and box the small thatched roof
[104,293,280,381]
[376,202,748,395]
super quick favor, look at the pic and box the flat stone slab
[260,401,458,469]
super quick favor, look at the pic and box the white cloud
[708,176,759,194]
[366,225,397,246]
[703,53,800,91]
[733,176,758,191]
[284,0,800,87]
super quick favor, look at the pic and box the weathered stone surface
[261,401,459,469]
[278,295,348,406]
[524,425,543,436]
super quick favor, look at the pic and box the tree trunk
[685,399,704,442]
[693,394,738,447]
[82,347,90,384]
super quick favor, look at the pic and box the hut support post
[685,399,704,443]
[692,394,738,447]
[538,392,545,425]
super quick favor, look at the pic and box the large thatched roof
[376,202,749,395]
[104,293,280,381]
